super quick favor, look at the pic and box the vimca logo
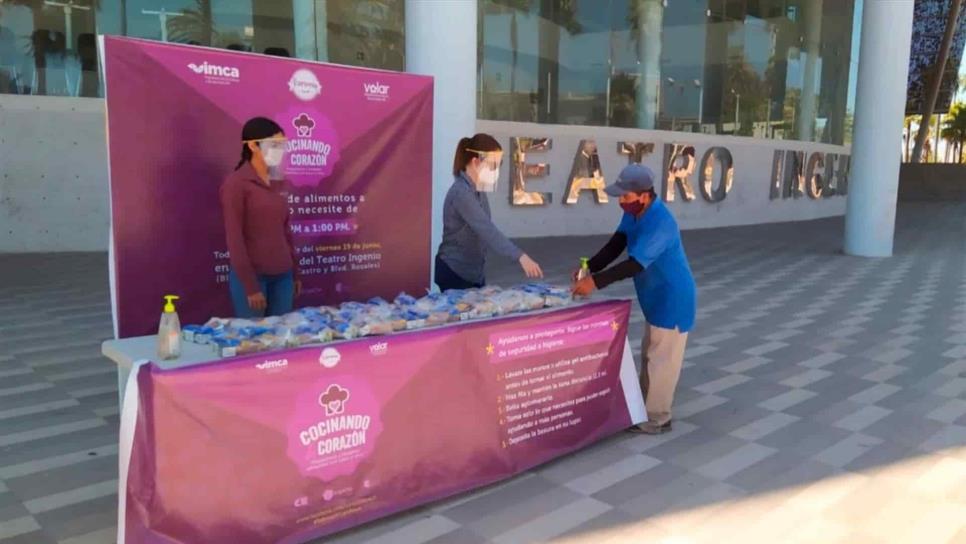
[363,81,390,102]
[255,358,288,371]
[187,61,240,82]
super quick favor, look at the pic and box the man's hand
[571,275,597,297]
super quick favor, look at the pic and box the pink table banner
[118,301,645,543]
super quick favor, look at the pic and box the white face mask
[476,166,499,192]
[262,146,285,167]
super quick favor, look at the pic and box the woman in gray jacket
[435,133,543,291]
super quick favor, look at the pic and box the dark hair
[453,133,502,176]
[264,47,290,57]
[235,117,284,170]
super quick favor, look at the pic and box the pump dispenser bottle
[157,295,182,360]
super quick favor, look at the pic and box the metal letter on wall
[617,141,656,163]
[699,147,734,203]
[835,154,850,196]
[805,152,825,199]
[662,144,697,202]
[825,153,849,197]
[823,154,838,197]
[769,150,785,200]
[510,137,552,206]
[783,150,806,198]
[565,140,608,204]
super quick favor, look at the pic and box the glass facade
[479,0,860,145]
[1,0,861,145]
[0,0,404,98]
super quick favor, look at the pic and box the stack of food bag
[182,283,574,358]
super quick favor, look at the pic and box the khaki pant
[639,324,689,426]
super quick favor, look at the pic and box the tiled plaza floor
[1,202,965,543]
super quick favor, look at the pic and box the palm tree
[904,115,921,162]
[942,102,966,163]
[166,0,214,46]
[912,0,963,163]
[489,0,534,120]
[484,0,580,123]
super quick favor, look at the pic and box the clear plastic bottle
[157,295,182,360]
[574,257,591,300]
[576,257,590,281]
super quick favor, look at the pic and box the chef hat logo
[293,113,316,138]
[319,384,350,416]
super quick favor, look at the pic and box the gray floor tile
[758,418,853,458]
[5,456,116,502]
[0,531,58,544]
[464,487,584,540]
[440,475,558,525]
[421,527,489,544]
[32,495,116,542]
[0,491,31,524]
[860,410,948,448]
[616,470,721,518]
[685,400,774,435]
[0,427,116,469]
[655,433,750,471]
[726,450,839,494]
[592,462,688,507]
[553,506,639,542]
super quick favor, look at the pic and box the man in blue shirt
[573,163,697,434]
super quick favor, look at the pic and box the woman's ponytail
[235,144,252,170]
[452,136,473,176]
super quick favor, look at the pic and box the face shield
[467,149,503,192]
[246,136,289,179]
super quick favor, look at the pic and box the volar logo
[187,61,240,79]
[256,358,288,371]
[363,81,390,102]
[369,342,388,356]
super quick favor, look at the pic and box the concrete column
[292,0,318,60]
[844,0,914,257]
[315,0,329,62]
[405,0,477,282]
[796,0,822,142]
[635,0,663,129]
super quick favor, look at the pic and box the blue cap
[604,163,655,196]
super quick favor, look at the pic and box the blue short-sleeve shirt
[617,199,697,332]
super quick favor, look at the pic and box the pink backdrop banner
[120,301,637,543]
[101,37,433,338]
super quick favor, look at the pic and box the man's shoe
[628,420,672,435]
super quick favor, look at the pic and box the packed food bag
[183,283,577,357]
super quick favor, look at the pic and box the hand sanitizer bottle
[157,295,182,360]
[574,258,591,300]
[576,257,591,281]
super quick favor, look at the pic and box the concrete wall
[478,120,850,238]
[898,163,966,201]
[0,95,109,252]
[0,95,849,253]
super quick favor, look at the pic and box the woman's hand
[294,280,302,298]
[519,254,544,279]
[247,292,267,312]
